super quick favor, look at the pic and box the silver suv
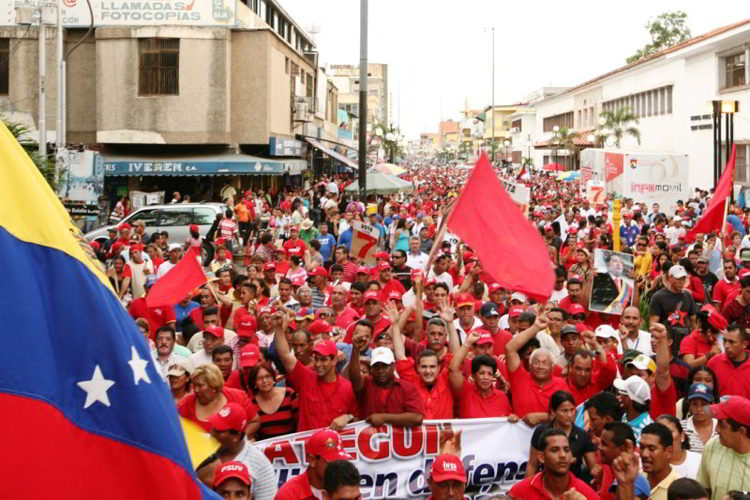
[85,202,227,245]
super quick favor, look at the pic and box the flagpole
[722,196,729,240]
[422,200,456,275]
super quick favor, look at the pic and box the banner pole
[613,199,621,252]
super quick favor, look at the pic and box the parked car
[85,202,230,264]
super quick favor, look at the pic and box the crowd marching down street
[59,147,750,500]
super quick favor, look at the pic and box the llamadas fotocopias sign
[255,418,534,499]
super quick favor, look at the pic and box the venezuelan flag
[0,122,219,499]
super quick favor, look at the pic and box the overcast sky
[279,0,747,139]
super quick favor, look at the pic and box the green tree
[627,11,691,64]
[550,127,579,170]
[597,107,641,148]
[458,140,473,160]
[522,157,534,168]
[2,116,57,190]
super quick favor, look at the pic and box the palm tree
[522,157,534,168]
[550,126,580,170]
[597,107,641,148]
[2,116,57,189]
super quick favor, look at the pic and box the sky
[278,0,748,139]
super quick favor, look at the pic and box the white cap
[168,243,182,252]
[510,292,528,303]
[370,347,395,366]
[613,375,651,405]
[594,324,617,339]
[668,265,687,279]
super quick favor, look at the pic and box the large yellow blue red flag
[0,122,219,499]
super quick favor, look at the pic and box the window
[138,38,179,96]
[542,111,574,132]
[158,208,193,227]
[512,119,522,131]
[306,73,314,98]
[193,208,216,225]
[0,39,8,95]
[285,57,289,74]
[602,85,673,119]
[259,0,266,19]
[725,53,746,89]
[128,208,160,228]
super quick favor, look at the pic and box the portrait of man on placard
[590,249,634,315]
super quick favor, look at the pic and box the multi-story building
[419,132,440,152]
[506,87,568,166]
[439,120,460,150]
[329,63,389,128]
[0,0,347,205]
[530,18,750,189]
[483,104,527,161]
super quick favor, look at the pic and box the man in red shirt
[426,454,467,500]
[508,429,599,500]
[274,326,358,432]
[449,330,513,418]
[707,323,750,399]
[712,259,740,310]
[331,284,359,329]
[478,302,513,357]
[275,429,353,500]
[377,261,406,299]
[349,345,424,426]
[566,330,618,405]
[505,314,569,420]
[343,291,391,342]
[721,275,750,330]
[629,323,677,418]
[283,226,307,258]
[128,275,176,338]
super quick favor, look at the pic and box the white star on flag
[128,346,152,386]
[77,365,115,409]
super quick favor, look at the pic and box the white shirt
[672,451,701,480]
[127,259,154,298]
[233,439,279,500]
[406,251,429,270]
[428,269,454,290]
[617,329,653,356]
[537,331,567,368]
[156,260,177,280]
[549,288,569,304]
[453,316,482,343]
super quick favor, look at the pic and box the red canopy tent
[542,163,565,171]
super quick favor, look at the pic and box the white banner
[501,180,531,205]
[255,418,534,499]
[0,0,236,27]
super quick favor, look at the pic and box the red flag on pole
[516,165,526,181]
[146,247,206,308]
[686,145,736,241]
[447,153,554,301]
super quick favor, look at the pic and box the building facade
[329,62,389,129]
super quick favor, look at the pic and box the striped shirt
[697,435,750,500]
[233,439,279,500]
[682,416,718,454]
[251,387,299,440]
[311,287,327,309]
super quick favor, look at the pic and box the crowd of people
[89,159,750,500]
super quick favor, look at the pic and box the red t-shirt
[713,278,740,310]
[491,329,513,358]
[356,377,424,419]
[225,370,242,390]
[343,315,392,343]
[508,366,569,417]
[395,359,454,419]
[276,470,316,500]
[283,238,307,258]
[650,379,677,418]
[128,297,176,339]
[721,299,750,330]
[679,330,713,358]
[334,306,360,329]
[707,353,750,399]
[380,279,406,300]
[509,472,599,500]
[565,355,618,406]
[178,387,256,433]
[286,360,358,432]
[457,379,511,418]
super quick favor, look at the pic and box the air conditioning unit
[294,101,308,121]
[511,127,520,134]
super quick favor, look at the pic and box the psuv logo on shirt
[218,407,232,417]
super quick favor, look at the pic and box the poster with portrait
[590,249,634,315]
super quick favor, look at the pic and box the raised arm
[440,306,460,354]
[385,303,407,361]
[449,330,479,393]
[650,322,672,392]
[273,312,298,374]
[505,314,548,373]
[348,339,365,391]
[413,275,424,342]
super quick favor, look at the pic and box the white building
[527,19,750,190]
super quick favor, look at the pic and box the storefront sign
[0,0,236,27]
[103,158,287,176]
[269,137,305,157]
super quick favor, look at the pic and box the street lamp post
[490,27,495,164]
[504,139,510,165]
[358,0,368,201]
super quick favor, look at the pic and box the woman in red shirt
[247,362,299,440]
[179,364,260,435]
[559,232,579,272]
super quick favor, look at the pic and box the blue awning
[103,153,308,177]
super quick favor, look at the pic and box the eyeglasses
[318,312,332,318]
[571,314,586,321]
[256,375,274,382]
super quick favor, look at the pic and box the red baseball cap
[739,268,750,279]
[387,290,403,301]
[363,291,381,303]
[488,284,504,294]
[210,402,247,432]
[455,292,475,309]
[568,303,586,316]
[463,251,475,262]
[309,319,333,336]
[239,344,261,368]
[263,262,276,271]
[236,315,256,337]
[473,329,495,345]
[712,396,750,426]
[203,325,225,338]
[312,339,337,357]
[568,227,578,235]
[374,251,390,260]
[378,261,392,271]
[292,277,306,287]
[118,223,132,231]
[508,305,525,318]
[213,461,252,489]
[189,224,199,233]
[307,429,353,461]
[258,305,275,316]
[130,243,144,252]
[309,266,328,277]
[356,265,370,274]
[430,454,467,483]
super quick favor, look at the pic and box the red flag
[146,247,206,308]
[686,145,736,241]
[516,165,526,181]
[447,153,554,301]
